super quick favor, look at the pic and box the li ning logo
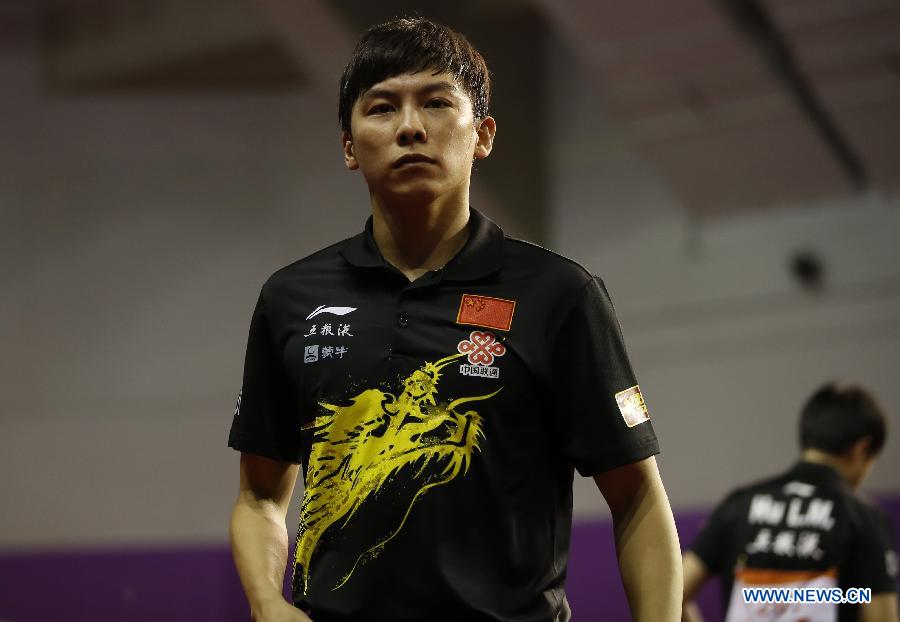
[457,330,505,379]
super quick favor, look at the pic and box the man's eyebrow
[360,81,463,101]
[421,81,463,95]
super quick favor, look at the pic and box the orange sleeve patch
[615,385,650,427]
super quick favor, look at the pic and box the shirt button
[397,313,409,328]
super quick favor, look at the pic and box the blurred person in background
[227,15,681,622]
[682,382,898,622]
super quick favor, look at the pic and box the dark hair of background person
[799,382,887,457]
[338,16,492,133]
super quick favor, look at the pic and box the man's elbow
[681,551,710,600]
[861,593,899,622]
[594,456,670,520]
[232,490,289,527]
[680,552,710,622]
[681,600,704,622]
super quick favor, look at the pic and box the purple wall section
[0,546,250,622]
[566,510,725,621]
[1,496,897,622]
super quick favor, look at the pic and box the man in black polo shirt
[228,16,681,622]
[682,382,898,622]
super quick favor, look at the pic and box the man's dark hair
[799,382,887,456]
[338,16,491,133]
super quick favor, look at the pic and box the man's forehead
[359,71,465,98]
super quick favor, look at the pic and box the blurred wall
[1,44,365,548]
[1,24,898,552]
[544,39,900,518]
[0,34,514,549]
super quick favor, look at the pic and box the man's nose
[396,107,427,145]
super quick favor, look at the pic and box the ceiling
[539,0,900,215]
[7,0,900,218]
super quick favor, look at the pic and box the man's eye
[368,103,392,114]
[426,99,450,108]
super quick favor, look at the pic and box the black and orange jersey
[691,461,898,622]
[228,207,659,622]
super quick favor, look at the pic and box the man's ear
[850,437,872,461]
[473,116,496,160]
[342,130,358,170]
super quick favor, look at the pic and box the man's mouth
[393,154,436,168]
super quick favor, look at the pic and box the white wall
[2,31,897,549]
[0,37,519,548]
[0,47,355,547]
[543,38,900,518]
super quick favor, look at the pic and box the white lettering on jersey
[748,495,834,531]
[749,495,786,526]
[787,498,835,530]
[306,305,357,320]
[783,481,815,497]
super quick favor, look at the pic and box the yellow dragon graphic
[294,352,499,593]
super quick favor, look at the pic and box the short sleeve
[845,504,898,595]
[549,276,659,476]
[691,491,744,575]
[227,289,302,463]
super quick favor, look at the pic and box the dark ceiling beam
[41,0,304,91]
[254,0,353,91]
[716,0,868,189]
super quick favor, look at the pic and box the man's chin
[380,181,443,204]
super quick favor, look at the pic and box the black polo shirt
[691,461,898,622]
[228,208,659,622]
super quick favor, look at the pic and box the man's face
[342,71,495,202]
[844,438,877,489]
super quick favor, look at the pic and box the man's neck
[370,192,471,282]
[799,449,853,487]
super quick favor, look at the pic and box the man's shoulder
[260,235,357,295]
[715,482,760,513]
[843,492,893,535]
[732,468,807,498]
[501,235,598,292]
[715,465,862,516]
[713,470,797,510]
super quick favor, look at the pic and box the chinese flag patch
[456,294,516,331]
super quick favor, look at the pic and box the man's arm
[230,452,309,622]
[680,551,711,622]
[861,593,899,622]
[594,456,682,622]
